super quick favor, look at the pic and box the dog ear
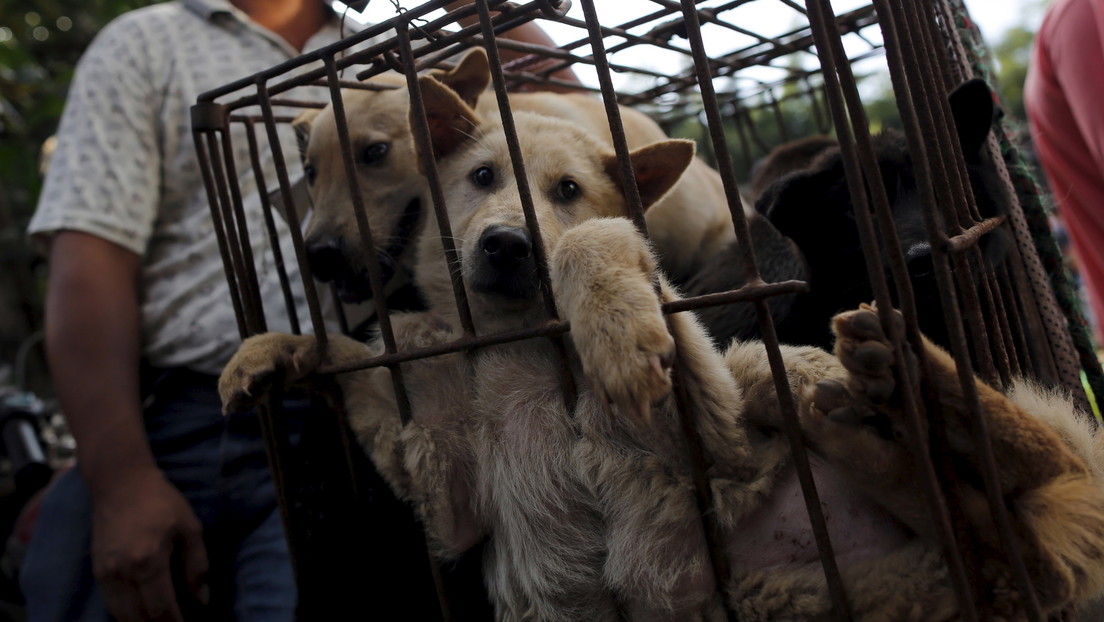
[948,78,1002,157]
[416,75,482,165]
[603,140,695,210]
[430,48,491,109]
[292,108,320,162]
[757,167,843,245]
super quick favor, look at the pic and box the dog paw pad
[812,379,851,414]
[852,341,894,374]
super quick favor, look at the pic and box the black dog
[684,79,1011,352]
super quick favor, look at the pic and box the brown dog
[223,74,1104,620]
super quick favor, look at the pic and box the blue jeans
[20,368,302,622]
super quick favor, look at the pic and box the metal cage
[192,1,1102,619]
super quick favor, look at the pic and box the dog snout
[905,241,934,278]
[306,236,345,283]
[480,225,532,267]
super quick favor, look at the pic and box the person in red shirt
[1025,0,1104,343]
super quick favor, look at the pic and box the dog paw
[589,310,676,423]
[799,304,912,481]
[551,218,677,422]
[218,333,321,415]
[831,303,905,406]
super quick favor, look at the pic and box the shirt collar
[182,0,234,20]
[182,0,341,24]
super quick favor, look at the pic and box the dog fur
[748,134,838,202]
[759,79,1012,351]
[684,80,1014,352]
[294,48,733,307]
[222,74,1104,620]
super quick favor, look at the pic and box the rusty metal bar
[576,0,648,230]
[321,54,416,425]
[679,0,854,617]
[396,28,478,339]
[867,1,993,617]
[945,215,1006,252]
[207,131,267,335]
[218,124,271,335]
[192,109,249,342]
[973,251,1014,385]
[737,106,772,164]
[255,79,330,351]
[766,89,790,143]
[730,104,756,180]
[197,0,479,103]
[876,1,1045,617]
[906,0,999,386]
[997,266,1030,378]
[474,0,578,406]
[807,0,987,618]
[191,110,305,596]
[321,278,810,376]
[243,120,301,335]
[638,6,880,102]
[579,1,736,613]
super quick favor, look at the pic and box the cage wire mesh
[192,0,1102,619]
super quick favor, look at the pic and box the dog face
[758,79,1009,349]
[412,75,694,323]
[293,52,492,303]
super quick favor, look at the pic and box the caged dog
[684,79,1012,352]
[293,47,734,310]
[760,79,1012,351]
[221,75,1104,620]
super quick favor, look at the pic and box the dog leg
[551,217,675,423]
[552,217,747,620]
[219,320,483,556]
[804,304,1104,614]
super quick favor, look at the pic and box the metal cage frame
[191,1,1102,619]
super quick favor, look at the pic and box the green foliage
[991,25,1034,120]
[0,1,152,366]
[0,0,154,224]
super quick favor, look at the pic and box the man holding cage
[22,1,573,620]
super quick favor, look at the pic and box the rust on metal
[189,1,1086,618]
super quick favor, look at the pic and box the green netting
[949,2,1104,413]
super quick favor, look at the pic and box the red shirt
[1026,0,1104,339]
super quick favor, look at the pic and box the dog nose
[905,241,934,278]
[306,236,344,282]
[480,225,531,267]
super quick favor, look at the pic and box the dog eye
[304,163,317,186]
[362,142,390,165]
[557,179,580,201]
[472,166,495,188]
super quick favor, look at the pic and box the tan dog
[294,48,732,304]
[223,75,1104,620]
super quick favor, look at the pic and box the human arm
[44,231,208,622]
[1029,0,1104,174]
[444,0,581,90]
[31,13,209,619]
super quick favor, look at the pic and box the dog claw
[838,308,882,341]
[827,406,865,425]
[813,379,851,414]
[600,391,613,414]
[650,355,668,381]
[853,341,893,373]
[864,378,896,403]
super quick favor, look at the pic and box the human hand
[90,467,209,622]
